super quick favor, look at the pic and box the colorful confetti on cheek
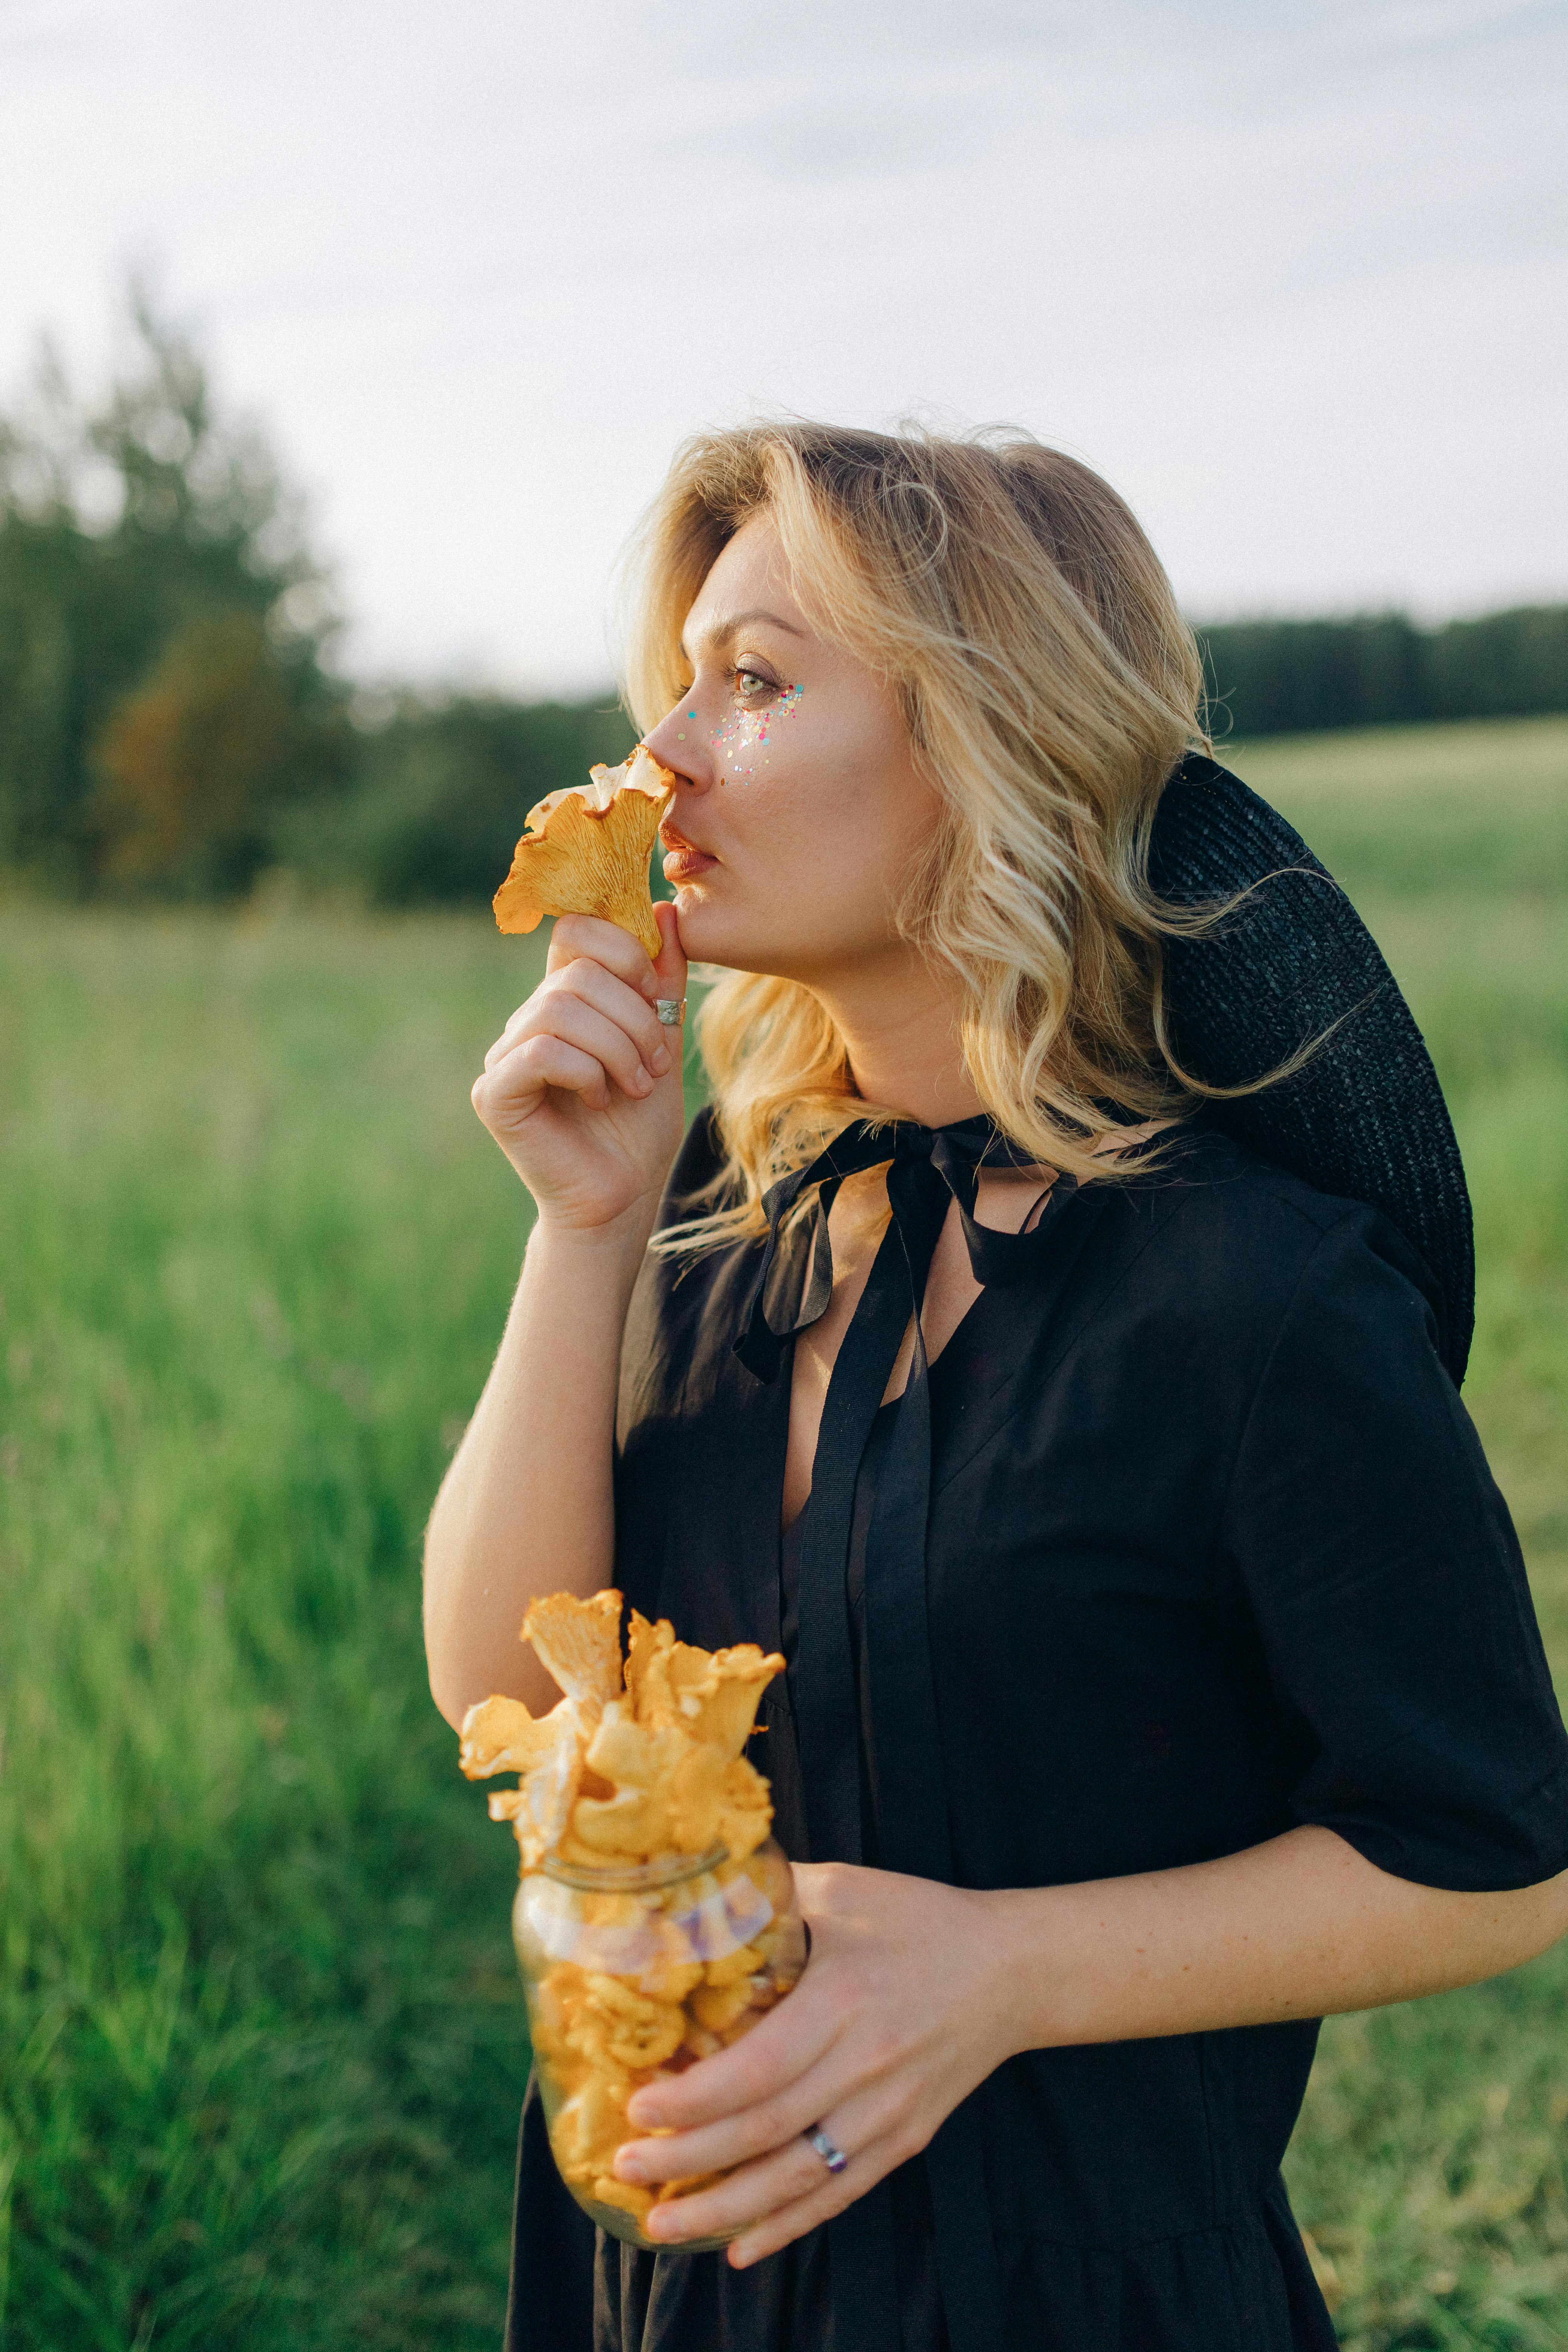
[710,681,804,781]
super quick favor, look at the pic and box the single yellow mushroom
[493,747,675,959]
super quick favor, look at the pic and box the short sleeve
[1223,1205,1568,1891]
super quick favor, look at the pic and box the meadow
[1,712,1565,2350]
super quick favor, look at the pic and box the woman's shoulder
[654,1105,1441,1292]
[640,1107,1450,1377]
[1117,1117,1448,1349]
[1131,1117,1363,1234]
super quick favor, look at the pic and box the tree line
[1,293,1562,907]
[1197,609,1568,741]
[0,293,634,906]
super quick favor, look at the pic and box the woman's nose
[643,701,713,790]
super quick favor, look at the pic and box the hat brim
[1149,753,1474,1386]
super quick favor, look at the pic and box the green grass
[0,909,554,2348]
[1217,713,1568,901]
[0,712,1566,2348]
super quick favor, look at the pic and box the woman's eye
[733,666,777,701]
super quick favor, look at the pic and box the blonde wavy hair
[620,421,1214,1243]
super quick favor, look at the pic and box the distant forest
[1196,608,1567,742]
[2,292,1563,906]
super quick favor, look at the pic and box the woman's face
[640,514,942,983]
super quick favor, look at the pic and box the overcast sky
[2,0,1564,693]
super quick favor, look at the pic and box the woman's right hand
[471,902,689,1236]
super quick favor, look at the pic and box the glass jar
[513,1836,807,2251]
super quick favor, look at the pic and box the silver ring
[654,997,686,1027]
[805,2125,848,2177]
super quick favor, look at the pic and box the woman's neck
[808,955,983,1130]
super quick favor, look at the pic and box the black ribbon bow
[736,1115,1069,1389]
[735,1114,1089,1875]
[733,1115,1101,2352]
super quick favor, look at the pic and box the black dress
[505,1112,1568,2352]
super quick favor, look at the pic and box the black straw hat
[1148,753,1474,1386]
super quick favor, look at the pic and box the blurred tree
[273,694,638,906]
[0,282,346,891]
[1196,614,1430,738]
[1429,606,1568,722]
[1197,609,1567,739]
[95,611,343,894]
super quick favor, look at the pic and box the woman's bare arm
[421,907,688,1728]
[989,1824,1568,2046]
[606,1829,1568,2266]
[423,1212,655,1723]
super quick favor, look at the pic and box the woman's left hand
[611,1861,1021,2268]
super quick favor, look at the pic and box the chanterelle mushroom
[492,746,675,958]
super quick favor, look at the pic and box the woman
[423,426,1568,2352]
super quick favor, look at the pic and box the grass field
[1,712,1565,2350]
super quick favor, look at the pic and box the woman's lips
[662,847,717,882]
[659,824,718,884]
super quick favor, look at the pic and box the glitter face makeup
[710,681,804,782]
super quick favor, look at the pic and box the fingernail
[633,1070,653,1095]
[651,1044,671,1075]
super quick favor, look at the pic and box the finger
[646,2121,906,2261]
[651,899,688,1000]
[484,1005,529,1069]
[617,2035,908,2188]
[643,2133,832,2246]
[546,914,658,1000]
[618,2063,843,2185]
[488,996,567,1072]
[724,2132,908,2269]
[482,974,667,1092]
[500,994,657,1102]
[544,960,675,1076]
[625,1984,841,2134]
[473,1034,612,1118]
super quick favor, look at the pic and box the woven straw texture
[1149,754,1474,1384]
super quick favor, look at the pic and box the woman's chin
[670,888,794,980]
[669,885,740,965]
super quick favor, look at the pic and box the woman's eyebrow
[680,607,806,662]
